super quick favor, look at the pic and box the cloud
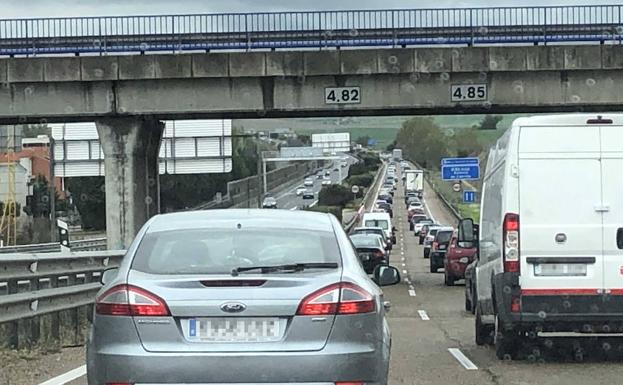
[3,0,621,18]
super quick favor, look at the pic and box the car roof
[436,226,455,232]
[147,209,335,233]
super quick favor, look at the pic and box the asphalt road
[13,163,623,385]
[273,155,356,210]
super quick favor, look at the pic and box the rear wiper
[231,262,338,276]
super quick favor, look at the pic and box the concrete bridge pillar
[96,117,164,250]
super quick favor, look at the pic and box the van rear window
[436,231,453,243]
[365,220,389,230]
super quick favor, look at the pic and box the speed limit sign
[351,185,360,194]
[452,183,461,192]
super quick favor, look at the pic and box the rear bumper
[445,260,468,278]
[493,272,623,332]
[88,346,382,385]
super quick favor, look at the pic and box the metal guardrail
[0,237,108,254]
[1,5,622,55]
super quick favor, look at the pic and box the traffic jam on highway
[77,114,623,385]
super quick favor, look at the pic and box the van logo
[220,302,246,313]
[555,233,567,243]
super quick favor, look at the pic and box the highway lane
[274,155,356,210]
[20,160,623,385]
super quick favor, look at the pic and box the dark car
[419,223,439,244]
[302,190,315,200]
[444,233,478,286]
[376,202,393,218]
[409,214,428,231]
[351,227,392,251]
[350,234,389,274]
[378,193,393,205]
[405,196,420,208]
[429,227,454,273]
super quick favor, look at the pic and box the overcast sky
[3,0,622,18]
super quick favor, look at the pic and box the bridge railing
[0,237,108,254]
[1,5,622,55]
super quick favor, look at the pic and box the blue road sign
[367,138,377,146]
[442,164,480,181]
[463,190,477,203]
[441,157,479,166]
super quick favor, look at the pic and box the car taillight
[503,213,520,273]
[96,284,170,316]
[432,241,438,250]
[297,282,375,316]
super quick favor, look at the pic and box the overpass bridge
[1,5,621,249]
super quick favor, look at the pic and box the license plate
[534,263,587,277]
[186,318,283,342]
[439,245,446,250]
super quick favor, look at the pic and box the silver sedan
[87,209,400,385]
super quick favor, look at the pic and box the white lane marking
[409,285,415,290]
[38,365,86,385]
[448,348,478,370]
[309,200,319,208]
[423,198,437,223]
[409,289,417,296]
[418,310,430,320]
[290,206,298,211]
[400,251,404,255]
[402,270,408,274]
[401,263,406,267]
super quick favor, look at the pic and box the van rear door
[518,125,603,295]
[600,125,623,294]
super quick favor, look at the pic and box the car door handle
[595,205,610,212]
[617,228,623,250]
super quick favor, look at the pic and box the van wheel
[465,295,472,312]
[475,306,494,346]
[494,316,521,360]
[429,259,437,273]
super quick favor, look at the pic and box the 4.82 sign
[325,87,361,104]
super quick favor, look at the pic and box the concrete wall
[0,45,622,123]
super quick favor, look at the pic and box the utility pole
[48,136,56,242]
[256,141,262,208]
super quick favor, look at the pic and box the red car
[443,233,477,286]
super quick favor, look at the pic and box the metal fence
[1,5,622,55]
[0,237,107,254]
[0,250,124,348]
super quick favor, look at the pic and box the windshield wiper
[231,262,338,276]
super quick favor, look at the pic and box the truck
[404,169,424,197]
[392,148,402,161]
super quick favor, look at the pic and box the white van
[362,212,396,245]
[458,114,623,359]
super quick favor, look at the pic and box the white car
[459,113,623,360]
[304,178,314,187]
[322,180,332,186]
[295,186,307,196]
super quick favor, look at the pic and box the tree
[395,117,448,169]
[479,115,503,130]
[355,136,371,147]
[21,124,50,138]
[452,128,482,157]
[64,176,106,230]
[386,141,397,151]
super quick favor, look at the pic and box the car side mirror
[101,268,119,285]
[458,218,476,243]
[373,265,401,286]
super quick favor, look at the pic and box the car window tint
[436,231,453,243]
[132,228,340,274]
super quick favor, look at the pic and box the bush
[318,184,352,207]
[347,172,374,188]
[304,205,342,222]
[347,162,369,177]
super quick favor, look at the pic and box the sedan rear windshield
[436,231,453,243]
[350,236,381,248]
[132,228,341,275]
[353,229,385,239]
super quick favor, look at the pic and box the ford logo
[220,302,247,313]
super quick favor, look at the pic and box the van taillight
[503,213,520,273]
[432,241,438,250]
[96,285,170,316]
